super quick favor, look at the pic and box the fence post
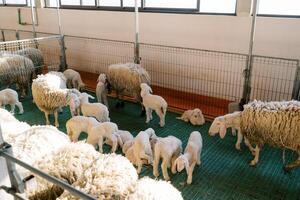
[292,61,300,100]
[59,35,67,72]
[134,0,140,64]
[242,0,259,103]
[15,30,20,40]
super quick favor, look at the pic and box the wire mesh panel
[64,36,134,74]
[18,30,35,40]
[1,29,17,41]
[250,56,298,101]
[140,43,247,117]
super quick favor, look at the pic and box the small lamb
[140,83,167,127]
[96,73,109,108]
[87,122,118,153]
[176,108,205,126]
[66,116,99,142]
[153,136,182,181]
[174,131,202,184]
[133,128,157,173]
[63,69,85,91]
[68,89,82,117]
[0,89,24,114]
[80,93,110,122]
[105,130,134,150]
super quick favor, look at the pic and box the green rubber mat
[14,93,300,200]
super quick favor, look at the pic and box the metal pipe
[0,145,97,200]
[55,0,63,35]
[292,61,300,100]
[134,0,140,64]
[30,0,37,38]
[242,0,259,103]
[0,186,27,200]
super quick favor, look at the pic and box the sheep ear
[87,94,95,100]
[184,159,189,174]
[220,121,227,139]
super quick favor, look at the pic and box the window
[45,0,58,7]
[60,0,80,6]
[144,0,198,9]
[98,0,120,7]
[4,0,27,5]
[258,0,300,16]
[123,0,141,7]
[200,0,236,13]
[0,0,3,5]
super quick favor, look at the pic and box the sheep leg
[187,161,196,185]
[44,112,50,125]
[102,94,109,108]
[9,104,15,114]
[161,158,171,181]
[98,136,104,153]
[145,108,151,123]
[244,137,255,155]
[171,156,177,174]
[111,137,118,153]
[284,155,300,171]
[54,111,59,127]
[155,108,165,127]
[235,130,243,150]
[250,145,260,166]
[231,128,236,136]
[153,150,160,178]
[197,149,202,165]
[16,101,24,114]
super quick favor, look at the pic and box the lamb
[107,62,150,112]
[174,131,202,185]
[63,69,85,91]
[105,130,134,150]
[209,111,254,152]
[227,98,246,136]
[133,128,157,174]
[87,122,118,153]
[68,89,82,117]
[96,73,109,108]
[153,136,182,181]
[31,72,80,127]
[66,116,99,142]
[140,83,168,127]
[176,108,205,126]
[0,88,24,114]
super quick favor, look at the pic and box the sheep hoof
[187,180,192,185]
[283,166,292,175]
[235,145,241,151]
[249,160,257,166]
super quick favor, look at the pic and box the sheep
[0,107,19,122]
[107,62,150,113]
[87,122,118,153]
[0,54,35,97]
[0,88,24,114]
[176,108,205,126]
[152,136,182,181]
[209,111,255,152]
[227,98,246,136]
[31,72,80,127]
[132,128,157,174]
[174,131,202,185]
[63,69,85,91]
[127,177,183,200]
[240,100,300,170]
[105,130,134,150]
[66,116,99,142]
[96,73,109,108]
[80,92,110,122]
[68,89,82,117]
[140,83,168,127]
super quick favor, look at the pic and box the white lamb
[0,88,23,114]
[105,130,134,150]
[140,83,167,127]
[176,108,205,126]
[133,128,157,173]
[68,89,82,117]
[63,69,85,91]
[66,116,99,142]
[174,131,202,184]
[153,136,182,181]
[87,122,118,153]
[96,73,109,108]
[80,92,110,122]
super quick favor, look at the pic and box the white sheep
[133,128,157,174]
[209,111,255,152]
[68,89,82,117]
[87,122,118,153]
[176,108,205,126]
[107,62,150,112]
[174,131,202,185]
[153,136,182,181]
[96,73,109,108]
[140,83,168,127]
[80,92,110,122]
[63,69,85,91]
[105,130,134,150]
[0,88,23,114]
[66,116,99,142]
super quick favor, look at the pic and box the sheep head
[174,155,189,173]
[140,83,152,98]
[79,92,94,103]
[208,116,227,139]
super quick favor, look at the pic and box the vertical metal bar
[1,30,5,42]
[134,0,140,64]
[292,61,300,100]
[15,30,20,40]
[59,35,67,71]
[30,0,37,38]
[242,0,259,103]
[56,0,63,35]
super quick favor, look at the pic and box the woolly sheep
[140,83,168,127]
[174,131,202,185]
[32,72,79,127]
[63,69,85,91]
[80,92,110,122]
[0,107,19,122]
[96,73,109,108]
[176,108,205,126]
[133,128,157,174]
[66,116,99,142]
[127,177,183,200]
[209,112,254,152]
[0,88,23,114]
[107,63,150,111]
[87,122,118,153]
[153,136,182,181]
